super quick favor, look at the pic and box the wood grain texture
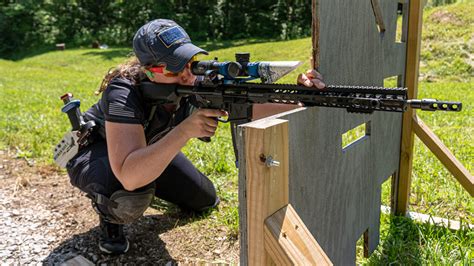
[371,0,386,33]
[395,0,423,216]
[243,119,289,266]
[237,122,249,266]
[238,1,408,265]
[312,0,320,69]
[264,204,333,265]
[288,1,405,264]
[413,116,474,196]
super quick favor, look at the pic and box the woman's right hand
[175,108,228,140]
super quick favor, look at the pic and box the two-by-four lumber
[265,204,333,265]
[244,118,290,265]
[412,116,474,196]
[243,117,332,265]
[395,0,424,216]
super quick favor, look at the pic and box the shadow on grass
[366,215,423,265]
[1,45,55,61]
[42,204,215,265]
[0,44,132,61]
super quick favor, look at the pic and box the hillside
[420,1,473,82]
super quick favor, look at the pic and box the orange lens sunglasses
[147,66,179,77]
[147,55,198,77]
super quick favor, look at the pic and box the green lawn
[0,2,472,265]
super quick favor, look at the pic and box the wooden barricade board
[238,0,408,264]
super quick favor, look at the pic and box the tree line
[0,0,461,58]
[0,0,312,58]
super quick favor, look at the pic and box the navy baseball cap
[133,19,208,72]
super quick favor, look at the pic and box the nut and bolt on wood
[260,154,280,167]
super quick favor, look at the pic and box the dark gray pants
[66,140,218,223]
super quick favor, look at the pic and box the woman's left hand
[253,69,326,119]
[297,69,325,89]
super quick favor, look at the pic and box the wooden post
[394,0,423,216]
[244,118,289,265]
[311,0,320,69]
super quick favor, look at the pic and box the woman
[66,18,325,255]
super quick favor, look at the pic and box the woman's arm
[106,108,226,191]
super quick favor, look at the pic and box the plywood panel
[239,0,406,265]
[238,0,407,265]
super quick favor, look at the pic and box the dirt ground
[0,150,239,265]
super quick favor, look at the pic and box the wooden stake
[394,0,423,216]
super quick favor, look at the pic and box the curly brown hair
[95,56,145,95]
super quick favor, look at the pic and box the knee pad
[88,186,155,224]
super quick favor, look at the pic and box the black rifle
[140,55,461,165]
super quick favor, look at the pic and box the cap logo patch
[157,26,189,48]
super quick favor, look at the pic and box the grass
[377,1,474,223]
[0,2,473,264]
[359,213,473,264]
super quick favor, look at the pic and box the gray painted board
[238,0,407,265]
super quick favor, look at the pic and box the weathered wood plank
[237,123,249,266]
[371,0,386,33]
[312,0,320,68]
[395,0,424,216]
[239,1,408,264]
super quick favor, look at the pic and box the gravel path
[0,150,239,264]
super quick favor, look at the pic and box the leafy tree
[1,0,316,57]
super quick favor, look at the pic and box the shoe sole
[99,239,130,255]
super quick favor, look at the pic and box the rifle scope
[191,60,242,79]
